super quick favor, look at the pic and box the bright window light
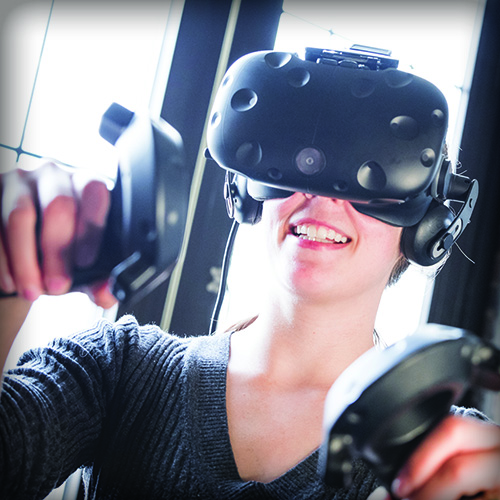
[3,0,181,371]
[221,0,485,345]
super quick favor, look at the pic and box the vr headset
[206,46,478,267]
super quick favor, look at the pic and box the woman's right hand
[0,161,117,309]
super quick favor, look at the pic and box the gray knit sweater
[0,315,383,499]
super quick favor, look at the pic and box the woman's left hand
[388,414,500,500]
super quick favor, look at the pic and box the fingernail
[22,286,41,302]
[391,478,409,499]
[0,272,16,293]
[15,194,33,209]
[46,277,70,294]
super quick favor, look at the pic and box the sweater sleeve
[0,314,177,500]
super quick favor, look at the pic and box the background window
[2,0,183,371]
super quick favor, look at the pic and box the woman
[1,162,499,500]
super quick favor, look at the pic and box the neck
[230,282,383,390]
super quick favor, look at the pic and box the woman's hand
[392,414,500,500]
[0,161,116,309]
[368,414,500,500]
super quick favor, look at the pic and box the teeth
[293,224,349,244]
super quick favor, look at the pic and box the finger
[36,163,76,294]
[39,194,76,294]
[0,232,16,294]
[394,416,500,498]
[72,171,110,268]
[87,280,118,309]
[407,449,500,500]
[2,173,43,301]
[0,166,16,294]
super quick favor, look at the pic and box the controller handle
[72,103,189,305]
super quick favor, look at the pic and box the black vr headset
[206,46,479,267]
[72,46,478,302]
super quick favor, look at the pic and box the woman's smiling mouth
[290,222,351,244]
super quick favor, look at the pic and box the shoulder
[63,314,196,374]
[54,314,188,356]
[12,314,172,359]
[12,316,232,392]
[12,315,193,385]
[65,315,232,376]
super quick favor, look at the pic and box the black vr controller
[319,324,500,494]
[206,46,479,267]
[71,102,189,305]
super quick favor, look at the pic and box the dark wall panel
[167,0,284,336]
[429,0,500,344]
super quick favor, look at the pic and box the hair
[223,315,258,334]
[386,254,411,287]
[387,240,453,289]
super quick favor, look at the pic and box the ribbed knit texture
[0,314,382,499]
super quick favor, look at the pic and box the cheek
[262,194,303,221]
[350,206,402,255]
[360,225,403,276]
[259,201,286,268]
[261,194,303,244]
[377,227,402,256]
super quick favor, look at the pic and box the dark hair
[386,254,411,287]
